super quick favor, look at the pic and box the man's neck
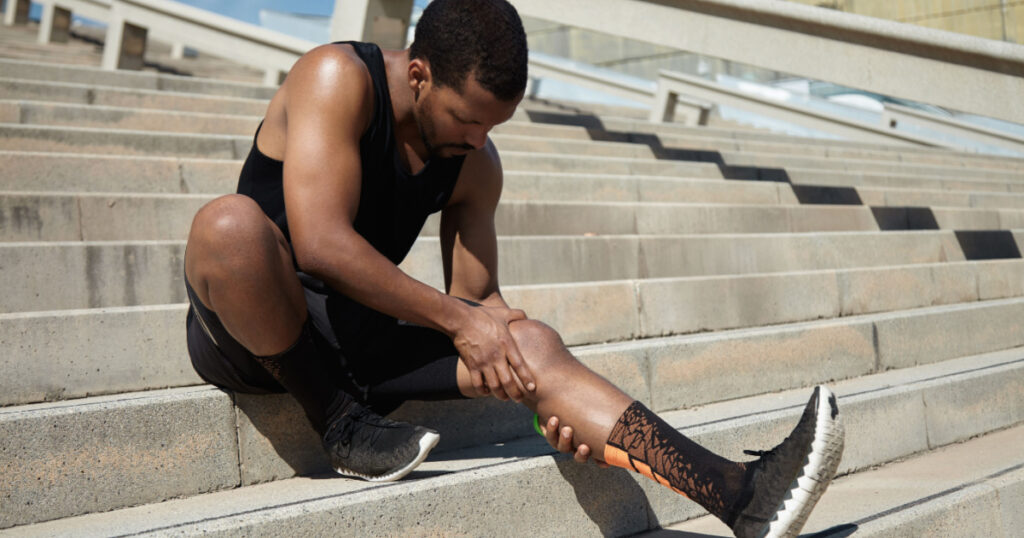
[382,48,430,164]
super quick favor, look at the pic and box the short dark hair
[409,0,528,101]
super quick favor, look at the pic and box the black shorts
[184,273,466,414]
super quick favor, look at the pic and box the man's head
[407,0,528,157]
[410,0,528,101]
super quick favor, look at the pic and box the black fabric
[250,321,354,436]
[607,401,747,522]
[185,275,464,415]
[235,40,467,347]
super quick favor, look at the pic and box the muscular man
[183,1,844,536]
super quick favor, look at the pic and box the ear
[408,58,431,94]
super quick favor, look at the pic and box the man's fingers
[485,367,509,401]
[543,416,559,448]
[504,308,527,322]
[471,368,487,395]
[575,444,591,464]
[504,339,537,392]
[557,425,573,453]
[497,364,523,402]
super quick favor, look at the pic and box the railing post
[170,42,185,59]
[3,0,31,26]
[38,3,73,44]
[649,78,678,123]
[330,0,414,50]
[263,68,286,87]
[102,3,148,71]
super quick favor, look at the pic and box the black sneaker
[323,402,440,482]
[727,386,845,538]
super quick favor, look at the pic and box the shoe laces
[327,405,394,450]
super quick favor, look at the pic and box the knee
[190,195,276,250]
[508,319,570,373]
[187,195,281,272]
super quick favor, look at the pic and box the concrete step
[0,192,906,241]
[0,78,269,116]
[9,152,1024,217]
[505,115,1024,173]
[6,280,1024,411]
[1,230,990,307]
[3,347,1021,533]
[0,58,276,99]
[644,423,1024,537]
[8,249,1024,401]
[6,229,1019,311]
[717,148,1024,183]
[0,150,764,199]
[9,188,1024,244]
[6,102,1024,184]
[4,76,1020,174]
[785,166,1024,194]
[577,114,1024,172]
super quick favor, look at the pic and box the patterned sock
[603,401,748,522]
[252,320,353,436]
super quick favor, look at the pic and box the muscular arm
[440,139,508,309]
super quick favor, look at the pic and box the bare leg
[455,319,748,522]
[185,194,353,435]
[185,194,307,354]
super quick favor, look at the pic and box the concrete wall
[789,0,1021,43]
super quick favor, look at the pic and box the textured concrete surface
[0,241,187,312]
[0,387,239,529]
[645,319,875,412]
[0,304,193,406]
[655,424,1024,537]
[0,124,246,158]
[4,354,1022,535]
[637,271,841,336]
[920,362,1024,447]
[504,280,641,346]
[2,100,262,135]
[0,77,269,116]
[874,299,1024,368]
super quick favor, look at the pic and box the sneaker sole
[764,386,846,538]
[333,431,441,483]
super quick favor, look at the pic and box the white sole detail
[333,431,440,483]
[764,386,846,538]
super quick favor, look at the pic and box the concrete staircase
[1,21,1023,537]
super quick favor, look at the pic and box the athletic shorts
[184,272,466,414]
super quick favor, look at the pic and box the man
[183,0,844,536]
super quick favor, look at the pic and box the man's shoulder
[288,43,372,94]
[278,43,375,136]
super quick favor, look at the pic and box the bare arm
[440,139,508,309]
[282,46,466,335]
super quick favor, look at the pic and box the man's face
[414,71,522,158]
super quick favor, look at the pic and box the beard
[415,94,474,158]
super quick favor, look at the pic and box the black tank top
[236,41,466,342]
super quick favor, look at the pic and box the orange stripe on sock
[632,460,655,481]
[603,445,632,469]
[603,445,693,500]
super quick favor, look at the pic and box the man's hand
[452,305,536,402]
[541,415,609,467]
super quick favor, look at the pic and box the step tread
[4,346,1021,535]
[649,424,1024,537]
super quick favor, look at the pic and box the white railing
[882,104,1024,155]
[510,0,1024,125]
[31,0,317,85]
[652,70,937,147]
[13,0,1024,153]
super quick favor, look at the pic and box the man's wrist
[435,292,473,338]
